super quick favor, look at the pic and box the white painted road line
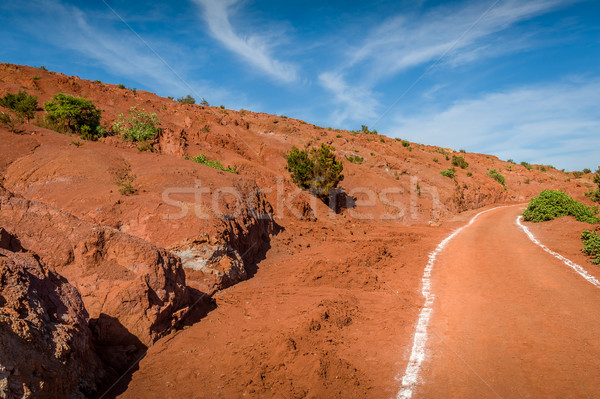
[516,216,600,290]
[396,206,506,399]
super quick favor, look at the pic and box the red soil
[1,63,598,398]
[419,206,600,398]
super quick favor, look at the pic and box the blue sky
[1,0,599,170]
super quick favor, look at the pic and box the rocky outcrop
[169,184,277,294]
[0,229,104,399]
[0,186,191,349]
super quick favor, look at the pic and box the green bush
[583,168,592,174]
[487,168,505,186]
[440,168,455,178]
[191,153,238,174]
[521,161,533,170]
[585,171,600,203]
[522,190,599,223]
[358,125,377,135]
[43,93,104,140]
[200,98,209,106]
[0,90,38,122]
[178,95,196,104]
[401,140,410,148]
[573,171,584,178]
[345,154,364,165]
[112,105,161,142]
[286,144,344,201]
[451,155,469,169]
[581,230,600,264]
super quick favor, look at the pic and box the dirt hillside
[0,63,596,397]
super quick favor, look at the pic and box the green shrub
[112,105,161,142]
[573,171,584,178]
[522,190,599,223]
[521,161,533,170]
[581,230,600,264]
[440,168,455,178]
[358,125,377,135]
[459,149,466,153]
[451,155,469,169]
[507,159,515,163]
[115,168,136,195]
[118,84,126,89]
[191,153,238,174]
[0,111,19,132]
[379,137,385,143]
[487,168,505,186]
[538,165,547,172]
[433,157,438,163]
[345,154,364,165]
[43,93,104,140]
[336,134,342,138]
[466,171,473,177]
[401,140,410,148]
[585,171,600,203]
[286,144,344,201]
[200,98,209,106]
[583,168,592,174]
[0,90,38,122]
[177,95,196,104]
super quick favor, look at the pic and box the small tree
[177,95,196,105]
[0,90,38,122]
[286,144,344,202]
[43,93,104,140]
[112,105,161,142]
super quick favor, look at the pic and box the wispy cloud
[318,72,379,126]
[320,0,574,126]
[388,78,600,170]
[351,0,570,78]
[4,0,238,106]
[193,0,298,84]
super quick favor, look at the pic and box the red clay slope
[0,63,598,397]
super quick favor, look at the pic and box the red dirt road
[416,206,600,398]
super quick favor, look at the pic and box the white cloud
[318,72,379,126]
[351,0,571,78]
[9,0,236,105]
[319,0,574,126]
[388,79,600,170]
[193,0,298,84]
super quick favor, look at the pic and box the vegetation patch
[0,90,38,123]
[286,144,344,202]
[112,105,161,142]
[440,168,455,178]
[584,168,600,203]
[451,155,469,169]
[345,154,364,165]
[487,168,505,187]
[190,153,238,174]
[522,190,599,224]
[521,161,533,170]
[115,167,136,196]
[581,230,600,264]
[43,93,104,140]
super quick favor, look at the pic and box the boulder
[0,229,104,398]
